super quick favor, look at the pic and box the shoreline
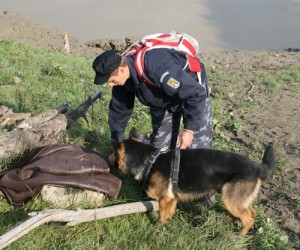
[2,0,299,51]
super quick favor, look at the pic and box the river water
[1,0,299,51]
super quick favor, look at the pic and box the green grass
[256,65,300,90]
[0,40,294,249]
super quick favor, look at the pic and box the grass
[0,40,295,249]
[255,65,300,90]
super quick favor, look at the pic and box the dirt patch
[203,50,300,247]
[1,11,299,248]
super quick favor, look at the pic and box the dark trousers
[149,96,212,149]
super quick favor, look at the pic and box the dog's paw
[154,220,167,227]
[158,218,168,224]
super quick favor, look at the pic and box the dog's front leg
[158,197,177,224]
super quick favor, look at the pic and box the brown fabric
[0,144,122,205]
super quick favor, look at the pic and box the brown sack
[0,144,122,205]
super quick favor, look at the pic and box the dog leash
[171,148,180,194]
[142,146,180,194]
[143,146,169,185]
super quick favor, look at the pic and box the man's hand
[179,129,194,149]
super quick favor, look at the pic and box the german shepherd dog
[113,129,276,235]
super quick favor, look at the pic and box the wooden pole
[0,200,159,249]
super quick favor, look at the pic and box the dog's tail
[259,143,276,180]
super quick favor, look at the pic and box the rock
[41,185,104,208]
[13,76,22,84]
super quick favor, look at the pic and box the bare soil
[1,11,299,248]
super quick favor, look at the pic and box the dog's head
[112,128,154,181]
[111,140,126,174]
[111,128,141,174]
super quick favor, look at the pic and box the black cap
[93,50,122,85]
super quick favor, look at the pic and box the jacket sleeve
[145,50,208,131]
[109,84,135,142]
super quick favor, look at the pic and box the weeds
[225,118,243,134]
[256,65,300,90]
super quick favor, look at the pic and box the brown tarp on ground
[0,144,122,205]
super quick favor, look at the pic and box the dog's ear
[129,127,140,140]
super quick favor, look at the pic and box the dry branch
[0,200,159,249]
[64,33,70,53]
[0,90,102,160]
[0,105,31,127]
[247,84,255,95]
[0,113,31,127]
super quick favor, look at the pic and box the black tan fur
[113,129,276,235]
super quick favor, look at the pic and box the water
[0,0,299,51]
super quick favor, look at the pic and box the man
[93,49,212,150]
[93,47,214,205]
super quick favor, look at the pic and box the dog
[113,128,276,235]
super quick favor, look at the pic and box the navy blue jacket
[109,49,209,142]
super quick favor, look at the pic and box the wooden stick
[1,113,31,127]
[64,33,70,54]
[0,200,159,249]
